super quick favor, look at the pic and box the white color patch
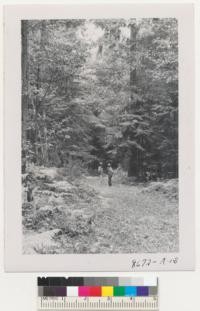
[67,287,79,297]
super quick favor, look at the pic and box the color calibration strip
[38,277,157,287]
[38,285,157,297]
[38,277,158,310]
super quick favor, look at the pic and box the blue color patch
[137,286,149,296]
[125,286,137,296]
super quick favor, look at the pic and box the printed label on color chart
[38,277,158,310]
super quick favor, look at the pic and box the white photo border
[4,3,195,272]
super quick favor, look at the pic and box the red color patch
[89,286,102,296]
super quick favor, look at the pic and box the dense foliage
[22,18,178,179]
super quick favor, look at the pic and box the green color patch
[114,286,125,296]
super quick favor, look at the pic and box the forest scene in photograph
[22,18,178,254]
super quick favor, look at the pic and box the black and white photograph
[4,3,195,271]
[21,18,179,255]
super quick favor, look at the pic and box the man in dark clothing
[107,163,113,186]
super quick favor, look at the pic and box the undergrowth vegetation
[22,166,178,254]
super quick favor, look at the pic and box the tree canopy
[22,18,178,180]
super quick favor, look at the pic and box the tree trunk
[130,22,138,107]
[128,22,141,178]
[21,20,29,173]
[40,21,49,165]
[34,21,49,166]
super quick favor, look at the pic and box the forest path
[86,176,178,253]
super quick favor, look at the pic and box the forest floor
[86,176,178,253]
[22,168,178,254]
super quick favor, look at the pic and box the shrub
[56,159,86,181]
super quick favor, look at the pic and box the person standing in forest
[107,163,114,186]
[98,162,103,183]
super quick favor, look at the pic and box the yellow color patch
[102,286,113,297]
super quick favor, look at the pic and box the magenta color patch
[78,286,90,297]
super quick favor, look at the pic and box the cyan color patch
[125,286,137,296]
